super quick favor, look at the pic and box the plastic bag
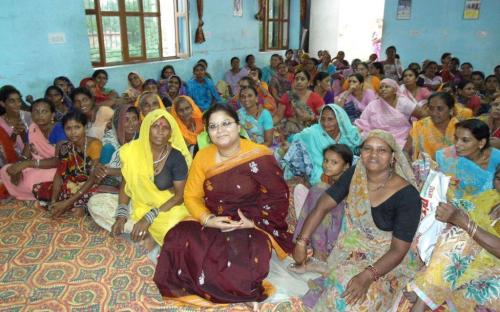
[415,169,450,265]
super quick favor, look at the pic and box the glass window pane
[84,0,95,10]
[86,15,100,62]
[143,0,158,12]
[269,0,280,19]
[176,0,186,13]
[283,0,289,19]
[102,16,122,62]
[145,17,160,58]
[125,0,139,12]
[127,16,143,57]
[268,21,279,49]
[100,0,118,11]
[282,22,288,48]
[160,0,176,57]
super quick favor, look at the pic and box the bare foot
[139,234,157,253]
[287,258,328,274]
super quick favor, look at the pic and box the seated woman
[0,85,31,160]
[186,63,222,111]
[436,119,500,200]
[408,167,500,312]
[400,68,432,107]
[275,70,325,134]
[341,62,380,93]
[335,73,377,122]
[92,69,119,98]
[405,92,458,161]
[293,130,422,311]
[456,80,481,116]
[282,104,361,185]
[134,91,167,120]
[269,62,293,103]
[71,87,114,140]
[80,77,117,108]
[171,95,203,153]
[123,72,145,103]
[33,111,102,217]
[45,86,70,122]
[154,104,293,306]
[290,144,353,273]
[313,72,334,104]
[355,78,425,148]
[53,76,75,109]
[88,109,191,249]
[419,61,443,91]
[159,75,183,109]
[237,86,274,146]
[0,99,61,200]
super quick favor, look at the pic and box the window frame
[85,0,190,67]
[260,0,290,51]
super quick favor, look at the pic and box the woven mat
[0,200,305,312]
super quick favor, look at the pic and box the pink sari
[0,123,57,200]
[0,115,27,156]
[355,96,413,147]
[335,88,377,112]
[400,84,431,107]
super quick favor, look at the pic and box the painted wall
[382,0,500,73]
[0,0,300,98]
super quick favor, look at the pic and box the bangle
[144,208,160,224]
[365,265,381,281]
[36,159,40,168]
[115,203,130,219]
[469,221,478,238]
[202,213,215,227]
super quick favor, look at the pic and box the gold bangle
[202,214,215,227]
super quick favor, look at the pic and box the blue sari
[436,146,500,199]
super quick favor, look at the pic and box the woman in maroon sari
[154,104,293,307]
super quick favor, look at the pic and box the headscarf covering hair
[380,78,402,95]
[134,91,167,120]
[170,96,203,145]
[126,72,145,99]
[79,77,109,103]
[112,104,138,145]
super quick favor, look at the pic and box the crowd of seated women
[0,46,499,312]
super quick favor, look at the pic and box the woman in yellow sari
[88,109,191,247]
[405,92,459,161]
[408,166,500,312]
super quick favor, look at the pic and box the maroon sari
[154,141,293,304]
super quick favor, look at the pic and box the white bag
[415,169,450,265]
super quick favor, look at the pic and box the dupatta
[170,96,203,145]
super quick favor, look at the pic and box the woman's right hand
[111,217,127,237]
[205,216,242,232]
[292,242,308,265]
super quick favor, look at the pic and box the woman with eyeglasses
[154,104,293,308]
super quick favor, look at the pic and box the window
[84,0,190,67]
[260,0,289,51]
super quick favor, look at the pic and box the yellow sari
[119,109,192,245]
[409,116,458,161]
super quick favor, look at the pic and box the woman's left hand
[131,218,150,242]
[341,270,373,306]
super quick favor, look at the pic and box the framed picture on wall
[463,0,480,20]
[396,0,411,20]
[233,0,243,16]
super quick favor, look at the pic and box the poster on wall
[463,0,480,19]
[233,0,243,16]
[396,0,411,20]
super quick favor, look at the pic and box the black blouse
[325,166,422,242]
[154,148,188,191]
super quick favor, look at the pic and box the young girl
[289,144,353,273]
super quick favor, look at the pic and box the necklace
[72,137,88,173]
[367,171,393,192]
[153,145,171,174]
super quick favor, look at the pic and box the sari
[0,111,31,156]
[409,116,458,161]
[436,146,500,200]
[0,123,57,200]
[79,77,110,104]
[154,139,293,304]
[341,75,380,93]
[399,84,431,107]
[269,73,293,100]
[228,84,277,114]
[335,89,377,122]
[133,92,167,120]
[0,124,17,168]
[479,114,500,139]
[409,189,500,311]
[33,138,102,211]
[171,96,204,146]
[304,130,421,311]
[282,104,361,184]
[355,79,416,148]
[86,106,114,140]
[237,106,274,145]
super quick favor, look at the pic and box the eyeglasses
[207,120,236,131]
[360,146,391,155]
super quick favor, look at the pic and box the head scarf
[112,104,138,145]
[380,78,402,95]
[126,71,145,99]
[121,108,191,181]
[134,91,167,120]
[290,104,362,184]
[170,96,203,145]
[79,77,109,103]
